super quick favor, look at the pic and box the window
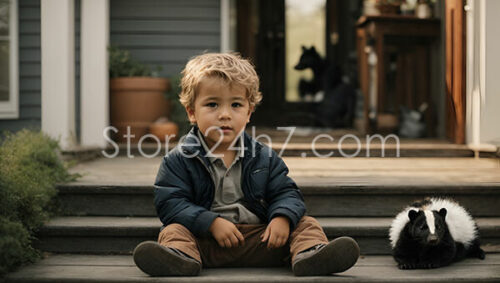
[0,0,18,119]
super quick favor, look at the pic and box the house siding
[0,0,82,137]
[110,0,221,77]
[1,0,221,136]
[0,0,41,133]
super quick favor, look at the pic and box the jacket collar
[196,130,245,164]
[180,125,263,164]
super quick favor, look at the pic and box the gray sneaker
[133,241,201,276]
[292,236,360,276]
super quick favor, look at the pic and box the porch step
[57,182,500,217]
[34,216,500,255]
[65,127,499,160]
[61,145,103,162]
[110,141,499,158]
[5,254,500,283]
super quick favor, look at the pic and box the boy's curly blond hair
[179,53,262,110]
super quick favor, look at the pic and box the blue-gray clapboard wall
[110,0,221,77]
[0,0,41,133]
[0,0,221,138]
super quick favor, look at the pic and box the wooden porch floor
[6,254,500,282]
[68,156,500,186]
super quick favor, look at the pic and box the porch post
[220,0,230,52]
[41,0,76,150]
[80,0,110,148]
[465,0,482,148]
[480,0,500,146]
[465,0,500,152]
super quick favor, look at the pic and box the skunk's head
[408,208,447,246]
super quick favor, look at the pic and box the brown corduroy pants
[157,216,328,268]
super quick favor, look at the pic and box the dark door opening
[237,1,452,142]
[237,0,363,128]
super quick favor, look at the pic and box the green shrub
[0,218,37,276]
[0,130,79,276]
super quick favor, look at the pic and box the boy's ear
[186,106,197,124]
[246,105,254,123]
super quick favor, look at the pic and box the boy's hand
[261,216,290,249]
[209,217,245,248]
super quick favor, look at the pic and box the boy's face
[186,76,253,151]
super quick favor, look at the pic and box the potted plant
[109,46,170,143]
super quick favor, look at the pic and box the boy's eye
[232,102,242,108]
[206,102,217,108]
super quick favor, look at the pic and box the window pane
[0,41,9,101]
[0,0,9,36]
[285,0,326,102]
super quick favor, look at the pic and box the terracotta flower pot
[149,122,179,142]
[110,77,170,143]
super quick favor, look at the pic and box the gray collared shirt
[197,131,261,224]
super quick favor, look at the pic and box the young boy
[133,53,359,277]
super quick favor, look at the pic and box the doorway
[237,0,456,142]
[237,0,363,128]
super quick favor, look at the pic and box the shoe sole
[293,236,360,276]
[133,241,201,276]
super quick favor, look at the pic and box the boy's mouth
[220,126,233,132]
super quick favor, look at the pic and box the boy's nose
[218,107,231,120]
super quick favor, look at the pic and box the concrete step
[57,182,500,217]
[110,141,499,158]
[5,254,500,282]
[34,216,500,255]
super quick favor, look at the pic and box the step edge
[37,217,500,237]
[57,183,500,195]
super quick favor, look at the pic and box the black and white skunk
[389,198,485,269]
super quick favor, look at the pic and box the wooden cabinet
[356,15,440,135]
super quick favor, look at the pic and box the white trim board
[80,0,109,148]
[220,0,236,53]
[465,0,500,149]
[41,0,76,149]
[220,0,230,52]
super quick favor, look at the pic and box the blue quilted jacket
[154,126,306,236]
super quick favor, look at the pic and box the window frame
[0,0,18,119]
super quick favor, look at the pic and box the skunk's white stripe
[428,198,477,247]
[424,210,436,234]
